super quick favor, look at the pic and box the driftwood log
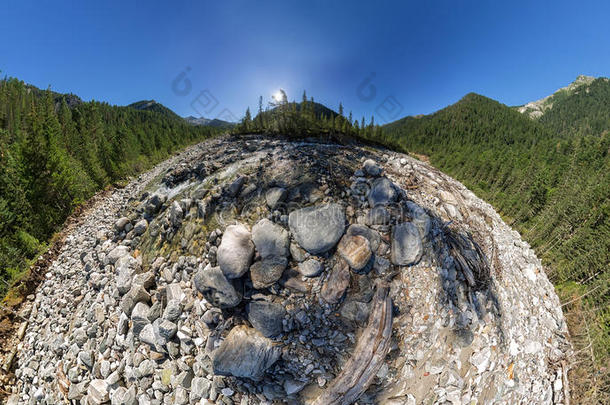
[311,281,393,405]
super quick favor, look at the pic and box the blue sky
[2,0,610,123]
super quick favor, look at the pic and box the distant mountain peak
[517,75,597,119]
[184,115,235,128]
[127,99,181,119]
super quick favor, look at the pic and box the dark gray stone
[288,204,345,254]
[193,267,242,308]
[363,159,382,176]
[298,258,323,277]
[368,177,397,207]
[226,176,246,197]
[265,187,287,209]
[391,222,423,266]
[252,219,289,259]
[247,301,286,337]
[250,256,288,289]
[366,205,391,226]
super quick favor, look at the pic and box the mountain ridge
[516,75,601,119]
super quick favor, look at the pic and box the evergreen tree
[257,96,264,129]
[242,107,252,132]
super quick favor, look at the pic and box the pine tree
[243,107,252,132]
[257,96,264,130]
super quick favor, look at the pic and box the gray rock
[146,193,166,214]
[288,204,345,254]
[226,176,247,197]
[284,379,307,395]
[133,219,148,236]
[340,300,370,324]
[217,223,254,279]
[252,218,289,259]
[368,177,397,207]
[170,201,184,228]
[213,326,281,380]
[265,187,287,209]
[87,379,110,405]
[190,377,211,401]
[166,283,183,302]
[247,300,286,337]
[120,284,150,316]
[138,359,155,377]
[366,205,391,226]
[373,255,391,274]
[115,255,140,295]
[132,271,155,290]
[115,217,130,232]
[105,371,121,386]
[197,198,211,219]
[406,201,430,238]
[163,299,182,321]
[131,302,151,336]
[107,246,129,265]
[363,159,382,176]
[250,256,288,289]
[390,222,423,266]
[111,386,137,405]
[79,351,93,368]
[139,323,157,347]
[117,312,129,335]
[298,258,323,277]
[346,224,381,252]
[174,387,189,404]
[290,243,308,262]
[100,360,111,378]
[240,183,258,197]
[158,319,177,340]
[68,382,87,400]
[470,347,491,373]
[193,266,242,308]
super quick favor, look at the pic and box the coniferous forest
[0,77,217,295]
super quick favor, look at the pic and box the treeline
[370,88,609,398]
[0,77,217,293]
[233,90,382,139]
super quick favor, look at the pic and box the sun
[272,90,283,102]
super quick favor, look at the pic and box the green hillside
[127,99,182,120]
[0,78,219,296]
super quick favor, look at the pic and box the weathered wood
[312,281,393,405]
[1,348,16,373]
[320,257,350,304]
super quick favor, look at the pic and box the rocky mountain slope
[2,135,571,404]
[184,116,235,128]
[516,75,596,118]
